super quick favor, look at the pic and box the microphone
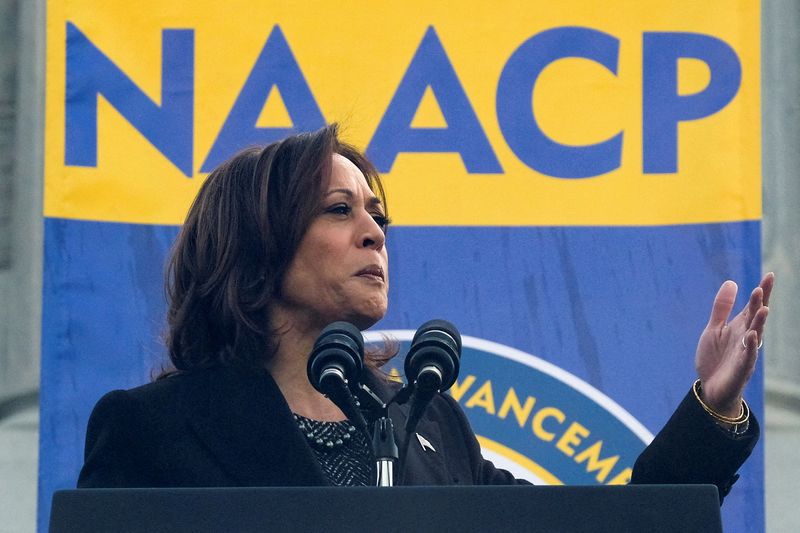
[405,319,461,393]
[307,322,368,432]
[308,321,364,394]
[403,319,462,433]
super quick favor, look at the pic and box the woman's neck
[267,308,347,422]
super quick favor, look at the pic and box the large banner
[42,1,762,531]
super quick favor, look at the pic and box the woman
[78,125,772,497]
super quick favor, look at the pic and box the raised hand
[694,273,774,417]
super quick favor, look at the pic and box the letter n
[65,22,194,176]
[366,26,502,173]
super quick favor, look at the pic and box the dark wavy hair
[163,124,392,374]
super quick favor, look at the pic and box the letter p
[643,32,742,173]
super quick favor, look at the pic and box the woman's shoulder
[87,374,192,426]
[90,365,264,418]
[95,369,203,406]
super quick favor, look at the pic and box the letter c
[532,406,566,441]
[497,27,622,178]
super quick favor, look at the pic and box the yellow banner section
[45,1,760,226]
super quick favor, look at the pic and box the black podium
[50,485,722,533]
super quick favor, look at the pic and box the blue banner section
[39,219,763,531]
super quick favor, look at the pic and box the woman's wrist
[692,379,750,433]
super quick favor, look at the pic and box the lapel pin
[416,433,436,452]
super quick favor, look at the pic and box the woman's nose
[360,215,385,250]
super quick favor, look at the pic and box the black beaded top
[293,413,372,486]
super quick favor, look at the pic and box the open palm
[695,273,773,417]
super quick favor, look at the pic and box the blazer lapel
[184,367,328,487]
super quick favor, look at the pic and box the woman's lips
[356,265,385,281]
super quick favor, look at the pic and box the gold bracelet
[692,379,750,425]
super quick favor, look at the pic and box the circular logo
[366,331,653,485]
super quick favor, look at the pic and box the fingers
[760,272,775,307]
[708,280,738,327]
[738,329,760,382]
[748,305,769,345]
[745,287,763,329]
[744,273,773,328]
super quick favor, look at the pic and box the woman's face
[277,154,389,332]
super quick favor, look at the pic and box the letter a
[201,25,325,172]
[366,26,501,174]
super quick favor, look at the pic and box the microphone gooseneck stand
[357,384,399,487]
[317,370,370,436]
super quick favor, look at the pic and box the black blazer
[77,366,758,500]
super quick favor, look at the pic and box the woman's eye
[327,204,351,216]
[372,214,391,233]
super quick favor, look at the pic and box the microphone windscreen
[405,319,461,391]
[307,321,364,394]
[411,319,462,352]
